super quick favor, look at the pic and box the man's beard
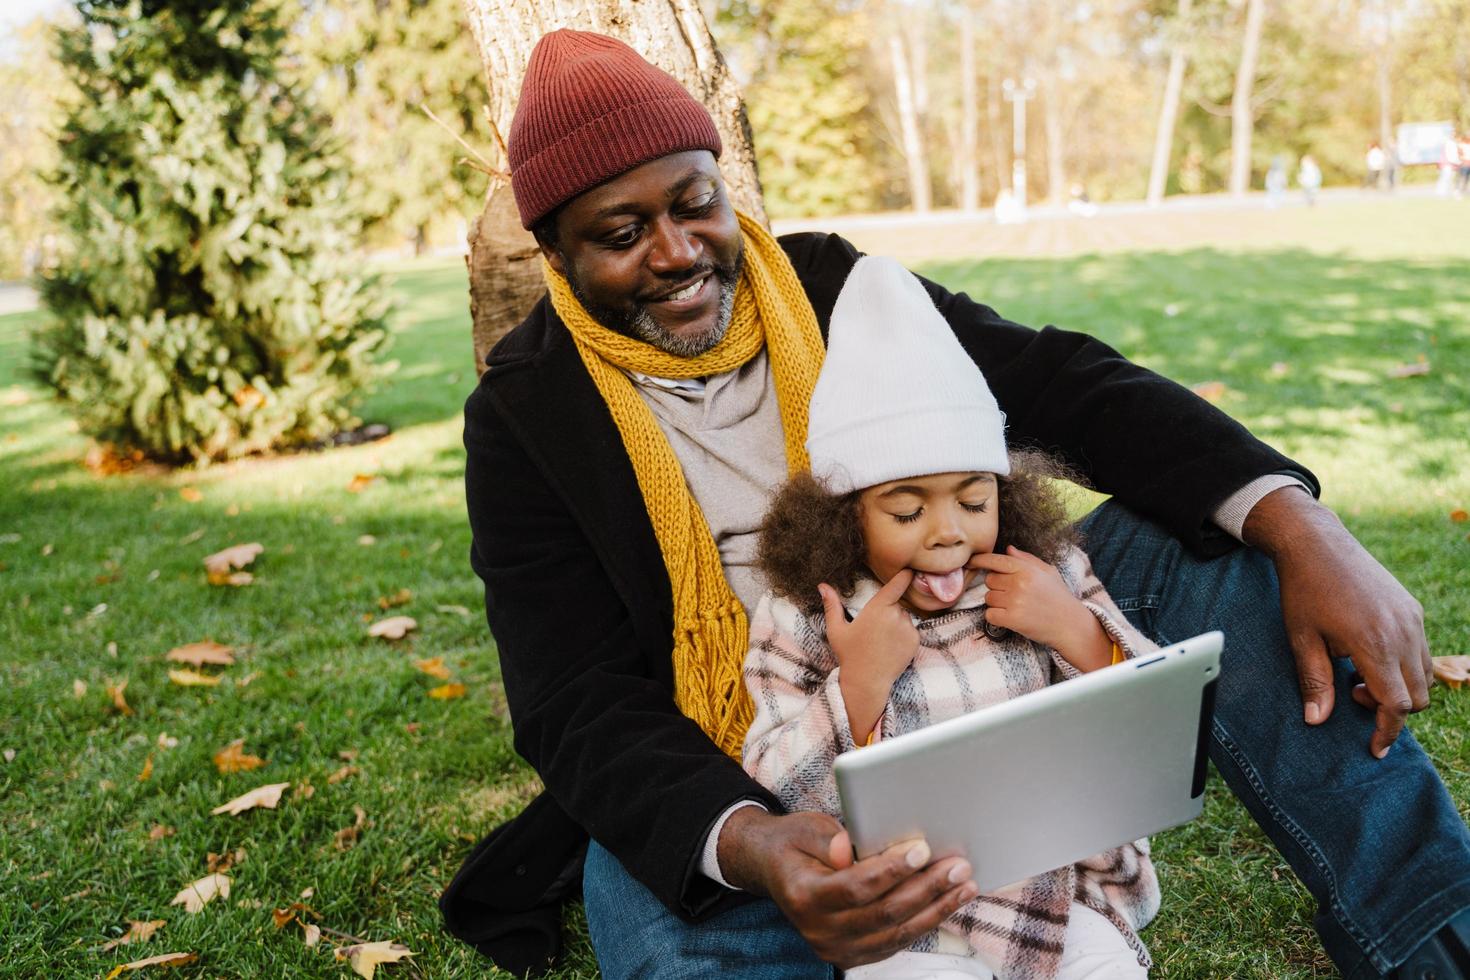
[569,253,743,358]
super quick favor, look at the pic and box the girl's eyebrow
[955,474,996,491]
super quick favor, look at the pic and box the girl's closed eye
[962,501,989,513]
[893,509,923,524]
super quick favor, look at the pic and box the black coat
[441,232,1316,975]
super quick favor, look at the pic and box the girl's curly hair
[756,450,1083,614]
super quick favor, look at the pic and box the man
[443,29,1470,980]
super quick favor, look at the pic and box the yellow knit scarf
[545,211,824,758]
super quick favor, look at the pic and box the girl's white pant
[843,902,1149,980]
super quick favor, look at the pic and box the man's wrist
[1241,485,1341,561]
[716,805,775,896]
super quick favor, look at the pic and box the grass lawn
[2,199,1467,978]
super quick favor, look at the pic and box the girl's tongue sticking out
[914,568,966,603]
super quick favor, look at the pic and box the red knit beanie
[508,30,723,229]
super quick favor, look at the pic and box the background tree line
[4,0,1469,281]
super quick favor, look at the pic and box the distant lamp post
[1001,77,1037,209]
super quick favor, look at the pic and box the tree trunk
[1228,0,1265,197]
[1375,7,1394,154]
[460,0,766,372]
[958,7,980,211]
[1146,0,1192,207]
[986,74,1007,200]
[1042,72,1065,208]
[889,32,932,212]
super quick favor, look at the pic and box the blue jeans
[582,503,1470,978]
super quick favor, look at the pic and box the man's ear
[539,241,567,275]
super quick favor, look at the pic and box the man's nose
[646,216,699,273]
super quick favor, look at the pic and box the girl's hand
[818,571,919,739]
[969,546,1111,670]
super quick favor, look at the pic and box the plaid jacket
[742,546,1161,979]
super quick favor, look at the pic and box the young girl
[742,256,1160,980]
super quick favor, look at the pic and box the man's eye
[601,226,641,248]
[680,193,717,217]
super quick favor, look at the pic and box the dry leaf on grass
[107,679,133,716]
[168,669,222,688]
[169,873,231,913]
[202,543,263,575]
[206,848,245,874]
[1452,509,1468,523]
[178,487,203,503]
[211,782,290,816]
[327,764,359,785]
[347,473,377,493]
[213,739,266,774]
[367,616,416,640]
[165,641,235,667]
[302,922,321,947]
[335,805,369,850]
[412,656,451,680]
[1433,656,1470,690]
[206,570,254,587]
[334,940,414,980]
[377,588,412,610]
[428,682,467,700]
[1388,359,1431,379]
[101,919,166,951]
[137,754,153,782]
[104,952,198,977]
[146,824,175,842]
[73,678,87,698]
[156,733,178,749]
[1189,381,1228,403]
[436,604,472,617]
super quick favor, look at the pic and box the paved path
[0,282,38,316]
[772,186,1444,263]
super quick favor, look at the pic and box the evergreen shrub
[34,0,393,464]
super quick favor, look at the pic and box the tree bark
[889,32,932,212]
[1229,0,1266,197]
[1146,0,1192,207]
[460,0,766,372]
[958,7,980,211]
[1042,71,1065,207]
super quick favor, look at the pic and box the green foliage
[0,16,69,280]
[290,0,489,252]
[722,0,886,219]
[33,0,392,464]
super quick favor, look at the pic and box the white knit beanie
[806,255,1010,495]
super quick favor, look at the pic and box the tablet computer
[834,630,1222,892]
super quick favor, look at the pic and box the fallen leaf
[327,764,359,784]
[428,683,467,701]
[104,952,198,977]
[73,678,88,698]
[1433,656,1470,690]
[377,588,412,610]
[232,385,264,410]
[211,782,291,816]
[347,473,377,493]
[334,940,414,980]
[206,848,245,873]
[2,748,15,763]
[367,616,416,640]
[436,604,472,617]
[293,780,316,800]
[156,733,178,749]
[169,873,230,913]
[300,886,315,899]
[1190,380,1228,403]
[357,534,377,546]
[205,570,254,587]
[1388,360,1431,379]
[302,922,321,947]
[168,669,222,688]
[106,679,133,716]
[179,528,205,545]
[1451,509,1468,523]
[137,754,153,782]
[335,805,368,850]
[147,824,174,841]
[202,542,263,575]
[178,487,203,503]
[213,739,266,774]
[412,656,451,680]
[101,919,166,951]
[338,748,359,761]
[165,641,235,667]
[1268,361,1290,377]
